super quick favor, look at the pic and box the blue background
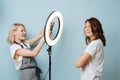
[0,0,120,80]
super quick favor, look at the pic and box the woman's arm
[28,29,44,45]
[28,22,54,45]
[15,37,45,58]
[75,52,92,69]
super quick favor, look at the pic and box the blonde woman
[7,22,54,80]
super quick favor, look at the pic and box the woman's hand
[50,21,55,27]
[50,22,55,31]
[39,29,44,38]
[49,31,52,38]
[41,36,45,42]
[49,21,55,38]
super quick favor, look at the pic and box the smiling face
[14,26,26,43]
[84,21,95,40]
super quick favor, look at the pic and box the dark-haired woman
[75,17,106,80]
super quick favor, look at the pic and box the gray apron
[15,42,42,80]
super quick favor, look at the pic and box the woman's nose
[23,31,26,34]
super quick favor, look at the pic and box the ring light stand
[44,11,63,80]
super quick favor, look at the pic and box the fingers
[50,21,55,27]
[40,36,45,43]
[49,31,52,38]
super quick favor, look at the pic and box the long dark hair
[85,17,106,46]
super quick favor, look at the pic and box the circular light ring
[44,11,63,46]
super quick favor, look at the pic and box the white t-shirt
[81,39,104,80]
[10,41,30,70]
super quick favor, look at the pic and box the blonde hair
[7,23,25,44]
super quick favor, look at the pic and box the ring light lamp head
[44,11,63,46]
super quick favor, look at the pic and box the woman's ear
[13,30,16,36]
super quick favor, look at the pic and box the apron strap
[14,41,28,49]
[21,66,42,73]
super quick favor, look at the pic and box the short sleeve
[84,41,97,57]
[10,44,23,70]
[10,44,22,59]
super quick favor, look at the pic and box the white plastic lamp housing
[44,11,63,46]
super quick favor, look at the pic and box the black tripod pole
[47,46,52,80]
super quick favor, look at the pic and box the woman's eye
[21,30,24,32]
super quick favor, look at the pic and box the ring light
[44,11,63,46]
